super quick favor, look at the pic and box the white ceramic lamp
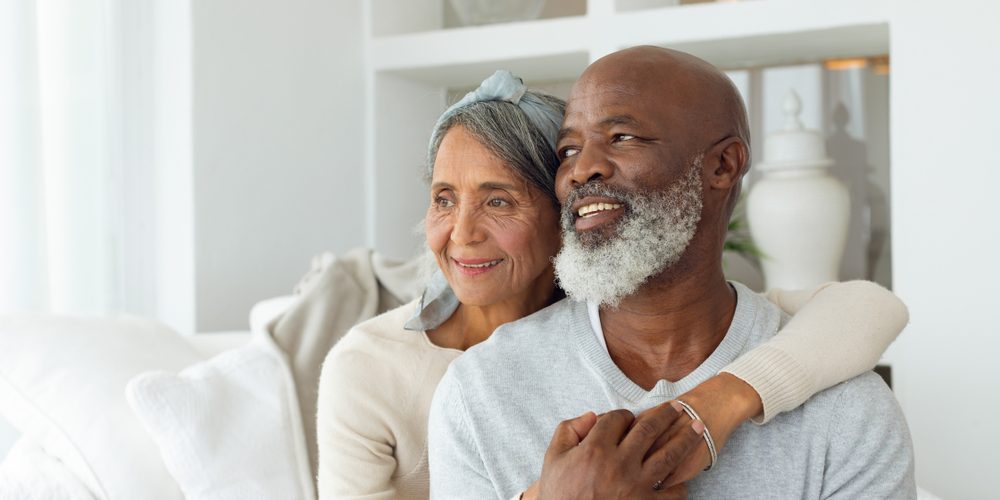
[747,90,850,291]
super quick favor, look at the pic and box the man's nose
[450,206,486,246]
[566,143,614,187]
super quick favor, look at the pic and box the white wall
[150,0,196,335]
[888,0,1000,497]
[370,74,444,260]
[191,0,367,331]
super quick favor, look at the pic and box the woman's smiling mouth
[452,257,505,276]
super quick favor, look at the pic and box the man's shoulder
[695,370,914,499]
[805,370,897,415]
[499,297,582,337]
[444,298,585,390]
[457,298,581,362]
[789,370,911,462]
[805,372,915,497]
[729,281,789,351]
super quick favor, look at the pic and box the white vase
[747,91,849,291]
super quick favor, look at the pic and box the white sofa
[0,249,425,500]
[0,302,288,500]
[0,331,249,456]
[0,332,245,441]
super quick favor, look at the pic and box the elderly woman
[316,71,907,500]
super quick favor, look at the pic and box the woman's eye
[434,196,454,208]
[487,198,510,208]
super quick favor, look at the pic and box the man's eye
[613,134,636,142]
[435,196,454,208]
[559,147,579,159]
[487,198,509,208]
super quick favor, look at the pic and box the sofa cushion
[0,437,94,500]
[126,333,314,500]
[0,315,198,499]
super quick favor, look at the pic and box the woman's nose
[450,207,486,246]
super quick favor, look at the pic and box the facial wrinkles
[553,154,704,308]
[428,182,556,274]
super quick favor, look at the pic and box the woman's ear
[706,137,748,190]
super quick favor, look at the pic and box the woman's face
[426,126,561,309]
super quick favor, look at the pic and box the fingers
[583,409,635,445]
[567,411,599,442]
[545,411,598,457]
[643,406,694,460]
[642,415,704,485]
[619,402,685,459]
[656,482,687,499]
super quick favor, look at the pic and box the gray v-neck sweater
[428,282,915,499]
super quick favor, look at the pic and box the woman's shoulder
[337,300,422,347]
[319,299,454,414]
[324,299,444,374]
[321,300,418,389]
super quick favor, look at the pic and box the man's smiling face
[553,55,707,233]
[551,61,706,307]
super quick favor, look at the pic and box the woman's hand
[659,372,764,484]
[529,405,700,500]
[521,373,759,499]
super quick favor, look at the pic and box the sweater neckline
[418,330,466,356]
[403,299,465,356]
[572,282,758,403]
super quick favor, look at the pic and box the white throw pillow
[0,315,196,500]
[126,333,315,500]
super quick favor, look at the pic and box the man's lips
[571,196,626,232]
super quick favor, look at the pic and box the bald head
[555,46,753,273]
[558,46,751,224]
[578,46,751,165]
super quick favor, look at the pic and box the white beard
[553,156,704,308]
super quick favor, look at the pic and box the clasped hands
[522,401,708,500]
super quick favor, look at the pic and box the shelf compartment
[370,0,889,85]
[370,16,592,86]
[608,0,889,68]
[370,0,587,37]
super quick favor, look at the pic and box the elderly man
[428,46,915,499]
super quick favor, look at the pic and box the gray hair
[426,92,566,206]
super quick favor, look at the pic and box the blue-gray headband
[427,69,563,172]
[406,70,561,332]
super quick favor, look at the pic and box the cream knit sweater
[315,280,907,500]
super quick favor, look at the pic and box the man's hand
[533,404,702,500]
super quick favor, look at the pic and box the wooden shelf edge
[370,0,890,84]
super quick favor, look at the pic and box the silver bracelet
[673,399,718,471]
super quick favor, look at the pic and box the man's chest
[471,387,677,496]
[688,413,829,499]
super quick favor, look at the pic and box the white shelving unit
[358,1,1000,498]
[363,0,890,259]
[370,0,888,85]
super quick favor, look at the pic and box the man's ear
[706,137,747,190]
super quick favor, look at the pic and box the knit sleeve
[316,333,398,500]
[720,280,908,423]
